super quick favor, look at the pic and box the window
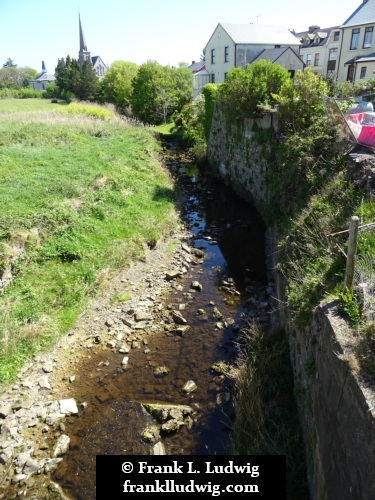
[327,48,337,71]
[334,31,340,41]
[314,53,320,66]
[224,72,228,80]
[363,27,373,48]
[360,66,367,79]
[224,46,229,62]
[350,28,360,49]
[306,54,312,66]
[347,65,354,81]
[314,37,320,45]
[211,49,215,64]
[210,73,215,83]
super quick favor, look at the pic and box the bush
[218,60,290,120]
[0,87,42,99]
[61,102,115,120]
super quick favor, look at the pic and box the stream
[52,141,270,499]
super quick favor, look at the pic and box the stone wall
[207,108,375,499]
[289,302,375,499]
[206,106,277,213]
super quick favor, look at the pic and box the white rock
[182,380,197,393]
[59,398,79,415]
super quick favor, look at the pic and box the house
[188,60,210,97]
[29,61,56,91]
[188,60,206,74]
[204,23,302,84]
[251,46,305,77]
[294,25,341,78]
[78,13,107,79]
[337,0,375,82]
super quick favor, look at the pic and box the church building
[29,61,56,91]
[78,13,107,78]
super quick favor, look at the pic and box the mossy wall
[206,104,277,214]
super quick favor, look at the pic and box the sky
[0,0,361,74]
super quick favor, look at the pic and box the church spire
[79,12,87,52]
[78,12,91,66]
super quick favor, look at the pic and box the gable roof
[251,46,289,62]
[188,61,206,73]
[91,56,107,67]
[209,23,301,46]
[251,46,304,66]
[34,73,56,82]
[341,0,375,27]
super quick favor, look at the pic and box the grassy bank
[228,320,309,499]
[0,99,179,384]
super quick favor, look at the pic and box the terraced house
[337,0,375,82]
[294,25,341,79]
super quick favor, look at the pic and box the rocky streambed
[0,142,273,499]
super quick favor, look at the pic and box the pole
[344,216,359,292]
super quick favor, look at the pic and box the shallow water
[52,145,268,499]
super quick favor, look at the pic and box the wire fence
[329,218,375,321]
[355,253,375,322]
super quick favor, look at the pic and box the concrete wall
[207,107,375,499]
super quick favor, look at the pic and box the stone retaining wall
[207,108,375,499]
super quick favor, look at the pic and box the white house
[204,23,302,84]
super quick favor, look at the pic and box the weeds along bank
[0,99,179,385]
[204,65,375,499]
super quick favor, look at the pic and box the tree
[55,57,69,96]
[130,61,193,125]
[0,66,37,89]
[55,56,99,101]
[3,58,17,68]
[68,59,83,97]
[171,65,193,113]
[131,61,166,124]
[100,60,138,113]
[78,59,99,100]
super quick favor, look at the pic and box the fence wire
[354,254,375,321]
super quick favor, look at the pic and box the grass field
[0,99,179,384]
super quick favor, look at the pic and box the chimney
[308,25,320,33]
[192,61,195,64]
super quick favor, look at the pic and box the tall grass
[228,319,309,499]
[0,99,179,384]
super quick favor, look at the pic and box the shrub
[61,102,115,120]
[202,83,219,140]
[0,87,42,99]
[218,60,290,120]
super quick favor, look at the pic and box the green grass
[0,99,179,384]
[0,97,64,114]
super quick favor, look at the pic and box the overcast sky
[0,0,360,73]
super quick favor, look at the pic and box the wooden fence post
[344,216,359,292]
